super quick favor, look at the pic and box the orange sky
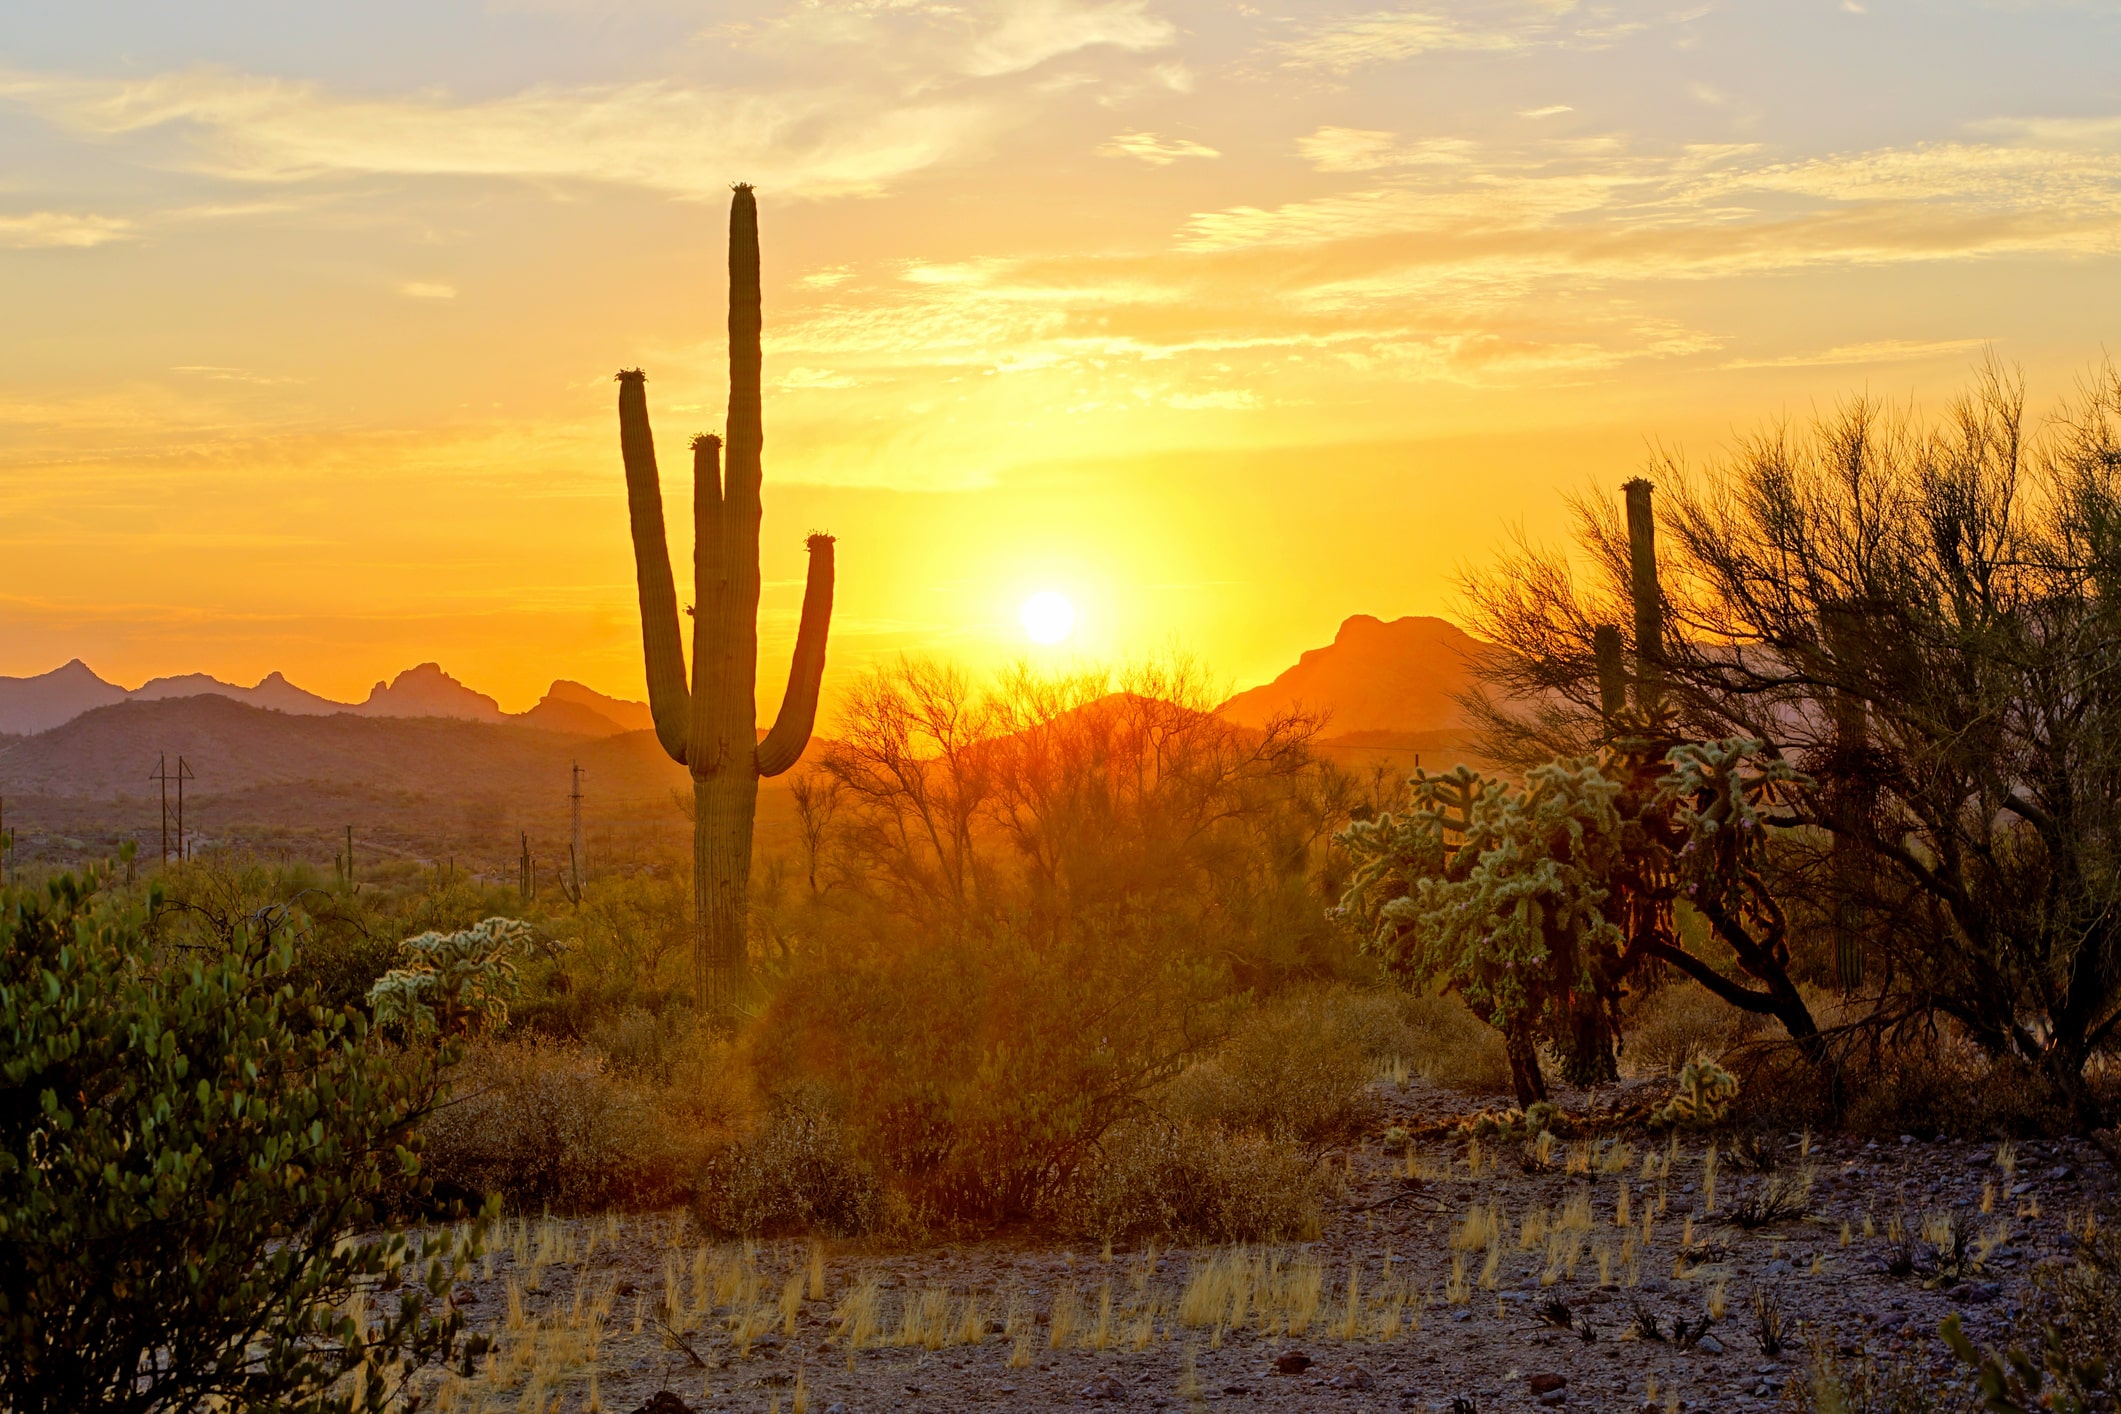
[5,1,2121,711]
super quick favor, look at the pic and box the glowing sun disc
[1020,590,1076,645]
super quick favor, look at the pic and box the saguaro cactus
[1622,478,1663,715]
[617,184,835,1014]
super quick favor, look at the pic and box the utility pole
[176,757,193,861]
[149,755,193,865]
[344,825,355,890]
[519,831,532,904]
[568,761,586,902]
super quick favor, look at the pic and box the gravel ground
[420,1078,2118,1414]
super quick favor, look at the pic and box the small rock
[1529,1374,1568,1394]
[1695,1335,1726,1355]
[1081,1373,1127,1400]
[1329,1365,1377,1391]
[1539,1391,1568,1406]
[1766,1259,1794,1275]
[1221,1386,1253,1396]
[1273,1350,1314,1375]
[998,1387,1018,1396]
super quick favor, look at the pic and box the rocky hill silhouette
[1219,614,1483,740]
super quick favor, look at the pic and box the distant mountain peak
[360,663,504,722]
[1219,614,1484,738]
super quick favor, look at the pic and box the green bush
[0,866,470,1414]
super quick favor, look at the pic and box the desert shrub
[1970,1219,2121,1400]
[421,1037,700,1212]
[1783,1329,1952,1414]
[1161,988,1381,1150]
[744,913,1223,1226]
[0,867,466,1414]
[1840,1024,2070,1139]
[1060,1120,1329,1244]
[1878,1221,2121,1414]
[1399,994,1514,1093]
[692,1098,881,1239]
[1625,979,1769,1076]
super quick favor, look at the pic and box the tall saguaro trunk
[1623,478,1663,716]
[617,184,837,1016]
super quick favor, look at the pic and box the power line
[148,755,194,865]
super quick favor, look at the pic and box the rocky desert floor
[412,1078,2120,1414]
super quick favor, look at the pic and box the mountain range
[0,614,1479,745]
[0,614,1484,868]
[0,661,653,738]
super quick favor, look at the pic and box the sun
[1020,590,1077,645]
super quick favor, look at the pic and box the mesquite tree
[1464,363,2121,1127]
[618,184,835,1014]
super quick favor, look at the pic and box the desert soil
[419,1078,2119,1414]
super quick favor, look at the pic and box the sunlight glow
[1020,591,1077,645]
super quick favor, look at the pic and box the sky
[4,0,2121,712]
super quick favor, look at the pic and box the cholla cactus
[1338,759,1628,1103]
[1460,1100,1569,1141]
[367,917,534,1038]
[1649,1058,1740,1129]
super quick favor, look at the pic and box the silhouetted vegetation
[0,864,472,1414]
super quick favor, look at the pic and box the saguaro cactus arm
[756,534,836,778]
[617,370,692,765]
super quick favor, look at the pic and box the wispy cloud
[1099,131,1220,164]
[1274,10,1526,72]
[1181,122,2121,287]
[0,210,136,248]
[398,281,457,300]
[1296,126,1475,172]
[172,365,308,384]
[960,0,1173,75]
[1722,337,1987,369]
[0,67,991,199]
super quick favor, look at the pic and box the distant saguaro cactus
[1622,477,1663,715]
[617,184,835,1014]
